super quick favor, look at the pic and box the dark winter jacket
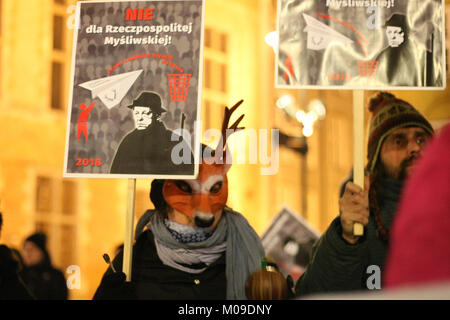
[295,178,403,296]
[0,245,35,300]
[93,229,227,300]
[20,263,68,300]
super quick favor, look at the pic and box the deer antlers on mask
[213,99,245,164]
[162,100,246,228]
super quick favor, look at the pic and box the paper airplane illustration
[303,13,353,50]
[78,70,143,109]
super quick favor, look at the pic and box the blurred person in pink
[384,123,450,288]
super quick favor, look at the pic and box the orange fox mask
[162,100,244,228]
[163,158,230,228]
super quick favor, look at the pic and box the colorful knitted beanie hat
[367,91,434,175]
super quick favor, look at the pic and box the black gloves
[93,271,137,300]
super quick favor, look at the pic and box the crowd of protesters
[0,91,449,300]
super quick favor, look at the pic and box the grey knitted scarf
[147,207,265,300]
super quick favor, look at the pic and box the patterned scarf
[147,207,265,300]
[370,177,404,241]
[164,219,213,243]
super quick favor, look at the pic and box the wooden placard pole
[123,178,136,282]
[353,90,365,236]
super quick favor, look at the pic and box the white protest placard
[63,0,205,179]
[276,0,446,90]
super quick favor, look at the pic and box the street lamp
[275,95,326,219]
[276,95,326,139]
[265,31,278,53]
[299,99,326,137]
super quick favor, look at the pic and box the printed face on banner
[63,0,205,179]
[386,26,404,48]
[133,107,153,130]
[276,0,445,89]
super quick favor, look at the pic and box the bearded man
[295,91,434,296]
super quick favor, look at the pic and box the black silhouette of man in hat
[374,13,434,87]
[110,91,194,175]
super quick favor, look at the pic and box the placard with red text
[63,0,204,179]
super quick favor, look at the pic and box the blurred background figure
[384,123,450,289]
[0,245,35,300]
[20,232,68,300]
[0,212,34,299]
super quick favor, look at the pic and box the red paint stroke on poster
[108,52,178,73]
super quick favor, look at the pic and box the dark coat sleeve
[295,217,369,297]
[47,269,68,300]
[0,273,35,300]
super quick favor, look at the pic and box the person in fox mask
[94,101,265,300]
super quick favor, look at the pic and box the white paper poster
[276,0,446,90]
[262,207,321,281]
[64,0,204,179]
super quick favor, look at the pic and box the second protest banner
[276,0,445,90]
